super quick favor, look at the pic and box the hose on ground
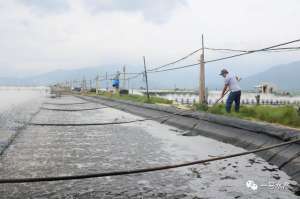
[40,104,122,112]
[1,138,299,183]
[29,109,193,126]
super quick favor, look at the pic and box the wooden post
[82,77,87,93]
[199,34,206,104]
[70,80,72,90]
[128,78,130,90]
[106,72,108,91]
[143,56,150,101]
[96,74,99,94]
[123,65,126,89]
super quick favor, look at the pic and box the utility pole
[122,65,126,89]
[199,34,206,104]
[106,72,108,91]
[70,79,73,90]
[82,77,87,93]
[96,74,99,94]
[143,56,150,101]
[128,78,130,90]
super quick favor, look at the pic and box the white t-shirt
[224,73,241,92]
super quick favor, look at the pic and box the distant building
[254,82,278,94]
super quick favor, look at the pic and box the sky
[0,0,300,79]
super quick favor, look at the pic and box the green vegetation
[85,90,300,128]
[88,91,173,105]
[194,104,300,128]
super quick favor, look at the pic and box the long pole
[199,34,206,104]
[106,72,108,91]
[96,74,99,94]
[143,56,150,101]
[123,65,126,89]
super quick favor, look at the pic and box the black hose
[43,102,88,105]
[28,109,192,126]
[1,138,299,184]
[41,107,111,112]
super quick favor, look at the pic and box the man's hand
[221,84,229,99]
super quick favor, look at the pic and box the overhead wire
[205,46,300,53]
[62,38,300,86]
[204,39,300,64]
[146,38,300,74]
[147,48,201,72]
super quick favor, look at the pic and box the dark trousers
[226,90,241,113]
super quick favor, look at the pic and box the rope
[28,109,192,127]
[1,138,299,183]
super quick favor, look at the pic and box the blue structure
[112,79,120,89]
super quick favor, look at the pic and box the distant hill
[1,61,300,91]
[0,65,202,89]
[240,61,300,91]
[0,65,130,87]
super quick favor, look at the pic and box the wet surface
[0,95,299,198]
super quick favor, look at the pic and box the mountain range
[0,61,299,91]
[240,61,300,91]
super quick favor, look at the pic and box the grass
[194,104,300,128]
[84,90,300,128]
[88,91,173,105]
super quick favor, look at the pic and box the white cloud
[0,0,299,78]
[82,0,187,24]
[18,0,70,14]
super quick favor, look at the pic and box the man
[219,69,241,113]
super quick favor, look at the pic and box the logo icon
[246,180,258,191]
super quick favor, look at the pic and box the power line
[148,62,200,73]
[126,73,143,80]
[205,46,300,53]
[1,137,299,183]
[146,38,300,74]
[147,48,201,72]
[63,38,300,86]
[204,39,300,64]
